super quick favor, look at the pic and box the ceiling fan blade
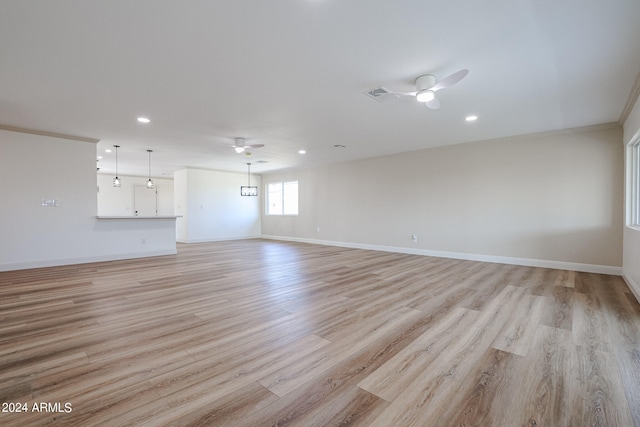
[426,98,441,109]
[430,69,468,92]
[247,144,264,149]
[378,92,416,103]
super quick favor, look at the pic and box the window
[632,138,640,226]
[267,181,298,215]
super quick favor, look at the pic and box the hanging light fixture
[240,162,258,196]
[112,145,121,187]
[146,149,154,189]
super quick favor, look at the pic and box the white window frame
[266,180,298,216]
[631,138,640,227]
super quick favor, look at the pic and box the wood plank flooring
[1,239,639,426]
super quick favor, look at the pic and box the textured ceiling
[1,0,640,177]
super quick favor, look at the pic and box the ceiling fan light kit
[416,89,435,103]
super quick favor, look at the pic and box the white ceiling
[2,0,640,177]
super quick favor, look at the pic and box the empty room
[2,1,640,426]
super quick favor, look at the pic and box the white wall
[623,95,640,299]
[262,125,623,273]
[0,129,177,271]
[97,173,174,216]
[174,169,188,242]
[174,168,261,242]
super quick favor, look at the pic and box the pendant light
[146,149,154,189]
[240,162,258,196]
[112,145,121,187]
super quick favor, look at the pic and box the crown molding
[620,70,640,125]
[0,124,99,143]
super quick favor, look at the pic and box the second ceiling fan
[232,138,264,154]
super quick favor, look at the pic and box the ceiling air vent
[364,86,398,103]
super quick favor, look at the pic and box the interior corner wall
[623,95,640,299]
[0,129,177,271]
[174,168,261,243]
[261,125,623,270]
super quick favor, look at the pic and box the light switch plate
[41,199,59,207]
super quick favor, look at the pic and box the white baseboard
[622,273,640,303]
[261,235,623,276]
[0,249,177,272]
[177,235,262,244]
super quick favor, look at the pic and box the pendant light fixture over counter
[113,145,121,187]
[146,149,154,189]
[241,162,258,196]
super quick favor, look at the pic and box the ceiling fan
[232,137,264,153]
[367,69,468,109]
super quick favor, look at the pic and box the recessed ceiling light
[105,149,112,153]
[97,155,103,159]
[465,115,478,122]
[299,149,306,154]
[137,117,151,123]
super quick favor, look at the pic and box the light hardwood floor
[1,239,639,426]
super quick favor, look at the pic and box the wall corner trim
[622,273,640,303]
[620,69,640,125]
